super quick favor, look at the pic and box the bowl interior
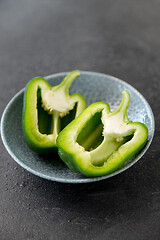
[1,72,154,183]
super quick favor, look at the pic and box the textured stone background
[0,0,160,239]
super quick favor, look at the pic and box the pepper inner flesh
[76,111,104,151]
[37,88,52,134]
[37,88,77,135]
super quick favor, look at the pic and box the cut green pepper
[57,90,148,177]
[22,70,87,154]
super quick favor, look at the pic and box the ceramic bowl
[0,71,155,183]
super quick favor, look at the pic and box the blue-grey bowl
[0,71,155,183]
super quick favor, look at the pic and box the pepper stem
[114,90,130,123]
[53,70,80,95]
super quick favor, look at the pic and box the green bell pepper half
[22,70,87,154]
[57,90,148,177]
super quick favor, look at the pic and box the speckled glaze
[0,71,155,183]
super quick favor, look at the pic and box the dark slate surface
[0,0,160,239]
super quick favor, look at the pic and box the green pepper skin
[57,91,148,177]
[22,70,87,154]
